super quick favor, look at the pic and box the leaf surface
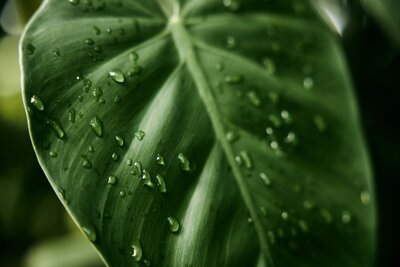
[21,0,376,266]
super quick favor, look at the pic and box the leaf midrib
[169,19,275,267]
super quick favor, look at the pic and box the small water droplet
[53,48,61,57]
[259,172,271,186]
[320,209,333,224]
[247,91,262,107]
[262,57,276,75]
[93,25,101,35]
[235,154,243,166]
[156,154,165,166]
[128,65,143,76]
[135,130,145,141]
[280,110,292,124]
[167,216,180,233]
[127,158,133,166]
[156,174,167,193]
[240,151,252,169]
[360,191,370,205]
[82,226,96,242]
[298,220,309,233]
[216,62,224,71]
[27,44,35,55]
[303,77,314,90]
[68,108,76,123]
[108,175,117,185]
[224,74,243,84]
[68,0,79,5]
[285,132,298,145]
[313,115,327,132]
[223,0,240,11]
[226,130,239,143]
[88,144,94,152]
[92,87,103,101]
[30,95,44,111]
[141,170,155,188]
[89,116,103,137]
[115,135,124,147]
[303,200,314,210]
[46,119,65,139]
[178,153,193,172]
[129,51,139,62]
[120,191,126,198]
[268,114,282,128]
[85,38,95,46]
[49,150,57,158]
[266,127,274,136]
[341,210,352,224]
[83,79,92,93]
[225,36,238,48]
[109,69,125,83]
[281,211,289,220]
[82,156,92,169]
[111,153,119,161]
[131,161,142,177]
[131,240,142,262]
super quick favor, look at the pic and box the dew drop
[360,191,370,205]
[120,191,126,198]
[313,115,327,132]
[27,44,35,55]
[141,170,155,188]
[115,135,124,147]
[178,153,192,172]
[131,240,142,262]
[247,91,262,107]
[85,38,95,46]
[93,26,101,35]
[131,161,142,177]
[167,216,180,233]
[46,119,65,139]
[298,220,309,233]
[92,87,103,101]
[127,65,143,77]
[88,144,94,152]
[109,69,125,83]
[108,175,117,185]
[240,151,252,169]
[53,48,61,57]
[156,154,165,166]
[303,77,314,90]
[127,158,133,166]
[68,0,79,5]
[226,130,239,143]
[135,130,145,141]
[235,154,243,166]
[225,36,238,48]
[82,226,96,242]
[68,108,76,123]
[82,156,92,169]
[30,95,44,111]
[285,132,298,145]
[280,110,292,124]
[89,116,103,137]
[262,57,276,75]
[320,209,333,224]
[259,172,271,186]
[111,153,119,161]
[156,174,167,193]
[341,210,352,224]
[281,211,289,220]
[129,51,139,62]
[49,150,57,158]
[224,74,243,84]
[303,200,314,210]
[223,0,240,11]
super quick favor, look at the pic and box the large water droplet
[109,69,125,83]
[89,116,103,137]
[131,240,142,262]
[30,95,44,111]
[167,216,180,233]
[135,130,145,141]
[141,170,155,188]
[46,119,65,139]
[156,174,167,193]
[82,226,96,242]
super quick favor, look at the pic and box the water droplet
[53,48,61,57]
[167,216,180,233]
[27,44,35,55]
[135,130,145,141]
[88,144,94,152]
[224,74,243,84]
[281,211,289,220]
[131,240,142,262]
[68,108,76,123]
[285,132,298,145]
[225,36,238,48]
[320,209,333,224]
[262,57,276,75]
[85,38,95,46]
[313,115,326,132]
[82,156,92,169]
[303,77,314,90]
[108,175,117,185]
[93,25,101,35]
[89,116,103,137]
[109,69,125,83]
[268,114,282,128]
[178,153,192,172]
[235,154,243,166]
[141,170,155,188]
[240,151,252,169]
[129,51,139,62]
[68,0,79,5]
[223,0,240,11]
[259,172,271,186]
[303,200,314,210]
[156,154,165,166]
[92,87,103,101]
[266,127,274,136]
[128,65,143,76]
[360,191,370,205]
[280,110,292,124]
[156,174,167,193]
[247,91,262,107]
[216,62,224,71]
[120,191,126,198]
[82,226,96,242]
[115,135,124,147]
[46,119,65,139]
[49,150,57,158]
[341,210,352,224]
[30,95,44,111]
[127,158,133,166]
[131,161,142,177]
[298,220,309,233]
[226,130,239,143]
[83,79,92,93]
[111,152,119,161]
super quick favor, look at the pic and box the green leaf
[360,0,400,46]
[20,0,376,266]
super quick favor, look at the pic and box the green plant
[20,0,377,266]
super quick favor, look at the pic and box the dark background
[0,0,398,266]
